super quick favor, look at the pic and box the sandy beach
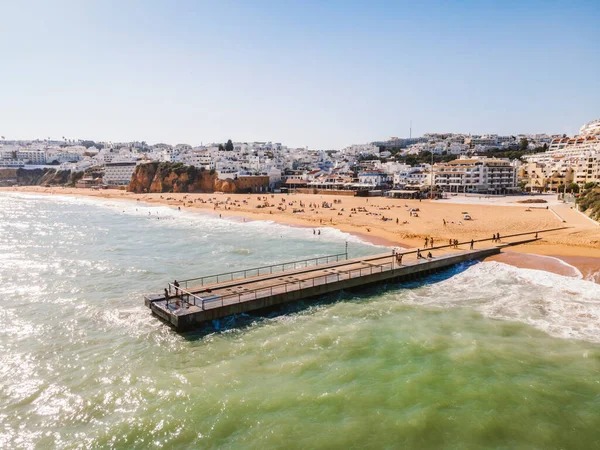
[3,186,600,282]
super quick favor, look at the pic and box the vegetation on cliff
[11,168,84,186]
[577,184,600,221]
[128,162,218,193]
[128,162,267,194]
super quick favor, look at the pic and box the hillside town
[1,118,598,195]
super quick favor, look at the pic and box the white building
[358,171,389,187]
[17,150,47,164]
[523,119,600,188]
[103,162,138,185]
[434,156,517,193]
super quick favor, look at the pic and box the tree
[567,183,580,193]
[583,182,598,190]
[519,138,529,151]
[218,144,224,151]
[225,139,234,151]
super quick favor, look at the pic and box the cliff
[128,162,268,194]
[0,168,84,186]
[577,187,600,221]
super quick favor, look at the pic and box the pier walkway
[145,229,565,331]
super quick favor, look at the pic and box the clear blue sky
[1,0,598,149]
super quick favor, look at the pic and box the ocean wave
[402,261,600,343]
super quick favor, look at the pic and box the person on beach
[396,218,399,224]
[425,237,429,247]
[430,238,434,248]
[470,239,474,250]
[443,219,446,226]
[497,233,501,241]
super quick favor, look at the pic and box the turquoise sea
[1,192,599,449]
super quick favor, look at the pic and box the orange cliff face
[127,162,268,194]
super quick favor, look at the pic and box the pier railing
[166,260,393,311]
[165,284,204,309]
[195,260,394,310]
[176,252,349,289]
[159,227,569,312]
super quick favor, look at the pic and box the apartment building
[103,162,138,185]
[522,119,600,189]
[434,156,517,193]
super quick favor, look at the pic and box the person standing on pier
[164,288,169,303]
[174,280,180,296]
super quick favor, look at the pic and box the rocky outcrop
[0,168,83,186]
[128,162,269,194]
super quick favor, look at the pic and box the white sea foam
[403,261,600,343]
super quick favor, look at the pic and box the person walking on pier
[470,239,474,250]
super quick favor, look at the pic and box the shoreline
[3,186,599,283]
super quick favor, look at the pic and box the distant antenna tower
[409,120,412,139]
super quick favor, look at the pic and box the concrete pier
[144,230,560,331]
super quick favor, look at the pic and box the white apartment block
[434,156,517,193]
[17,150,47,164]
[358,171,389,186]
[103,162,138,185]
[523,119,600,188]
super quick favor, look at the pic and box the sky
[1,0,598,149]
